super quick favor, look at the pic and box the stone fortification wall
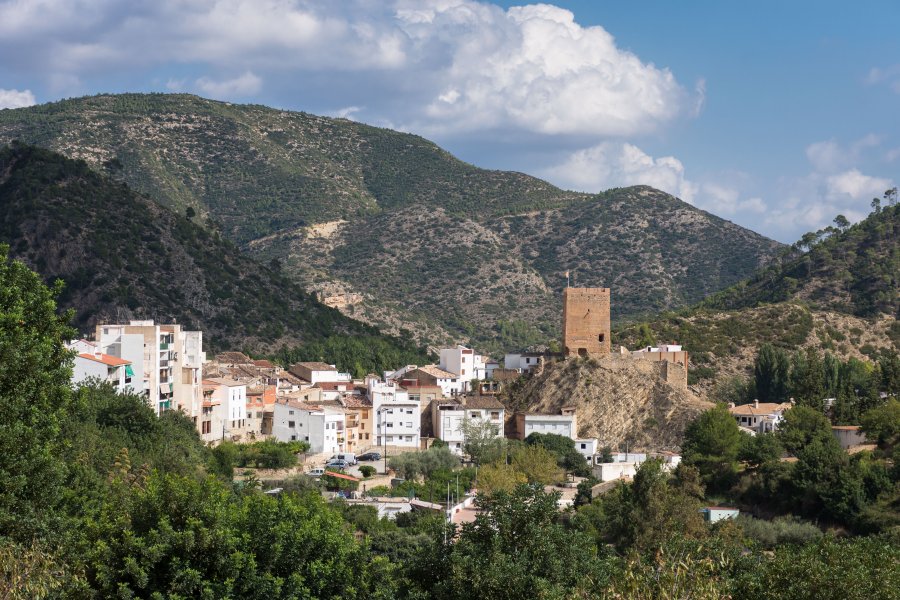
[562,287,611,357]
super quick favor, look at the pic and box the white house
[205,378,248,439]
[272,398,345,454]
[289,362,351,385]
[592,461,637,482]
[432,397,506,455]
[69,344,135,394]
[573,438,598,460]
[513,408,578,440]
[369,380,420,448]
[504,352,545,374]
[728,400,793,433]
[439,345,487,389]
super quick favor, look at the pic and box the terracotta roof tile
[77,353,131,367]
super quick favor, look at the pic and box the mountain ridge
[0,93,784,352]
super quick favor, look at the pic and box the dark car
[357,452,382,461]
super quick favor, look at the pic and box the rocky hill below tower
[506,356,714,451]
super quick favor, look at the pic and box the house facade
[432,397,505,455]
[369,380,420,448]
[512,408,578,440]
[728,400,794,433]
[272,398,345,454]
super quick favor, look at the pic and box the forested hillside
[616,201,900,392]
[0,142,428,368]
[0,94,783,352]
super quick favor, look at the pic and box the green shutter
[124,365,134,377]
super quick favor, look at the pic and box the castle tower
[562,287,611,357]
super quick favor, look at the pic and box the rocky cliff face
[508,357,713,451]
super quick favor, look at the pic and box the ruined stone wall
[562,287,611,357]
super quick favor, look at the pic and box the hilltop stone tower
[562,287,611,357]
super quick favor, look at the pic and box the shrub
[359,465,376,478]
[736,515,822,548]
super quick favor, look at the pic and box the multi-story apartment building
[94,321,205,420]
[369,380,420,448]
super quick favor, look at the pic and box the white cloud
[825,169,891,201]
[866,64,900,93]
[541,141,768,218]
[194,71,262,98]
[541,142,697,202]
[0,1,694,137]
[0,88,36,109]
[805,134,880,173]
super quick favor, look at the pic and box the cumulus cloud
[195,71,262,98]
[542,142,697,201]
[825,169,891,201]
[541,142,768,218]
[0,88,36,109]
[0,0,693,136]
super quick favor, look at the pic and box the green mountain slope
[0,142,428,361]
[701,203,899,317]
[0,93,784,352]
[615,204,900,392]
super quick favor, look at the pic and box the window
[291,435,297,441]
[289,410,294,415]
[361,423,365,430]
[406,422,412,428]
[461,369,466,375]
[490,411,500,419]
[406,409,413,414]
[580,443,586,449]
[470,412,478,419]
[386,422,394,428]
[288,421,295,428]
[598,333,605,342]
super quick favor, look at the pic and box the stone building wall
[562,287,611,357]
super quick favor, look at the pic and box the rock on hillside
[509,357,713,451]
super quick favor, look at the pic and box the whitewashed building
[504,352,545,374]
[369,380,420,448]
[513,408,578,440]
[432,397,506,455]
[573,438,598,460]
[69,342,135,394]
[94,321,205,419]
[272,398,345,454]
[205,378,248,439]
[728,400,794,433]
[439,345,488,390]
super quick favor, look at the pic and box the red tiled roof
[78,353,130,367]
[323,471,360,482]
[832,425,861,431]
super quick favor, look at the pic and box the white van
[306,468,326,477]
[331,452,358,466]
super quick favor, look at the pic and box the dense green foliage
[702,194,899,317]
[209,439,309,477]
[0,142,429,361]
[388,446,459,480]
[274,335,431,379]
[524,432,590,476]
[2,245,899,599]
[0,244,75,539]
[682,404,743,491]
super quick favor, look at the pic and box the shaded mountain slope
[0,142,427,360]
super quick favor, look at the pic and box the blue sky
[1,0,897,242]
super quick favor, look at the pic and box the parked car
[306,468,326,477]
[325,459,349,469]
[329,452,358,465]
[357,452,382,461]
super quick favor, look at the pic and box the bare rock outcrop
[509,356,713,452]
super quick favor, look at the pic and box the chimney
[754,399,759,409]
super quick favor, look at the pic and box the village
[65,286,872,524]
